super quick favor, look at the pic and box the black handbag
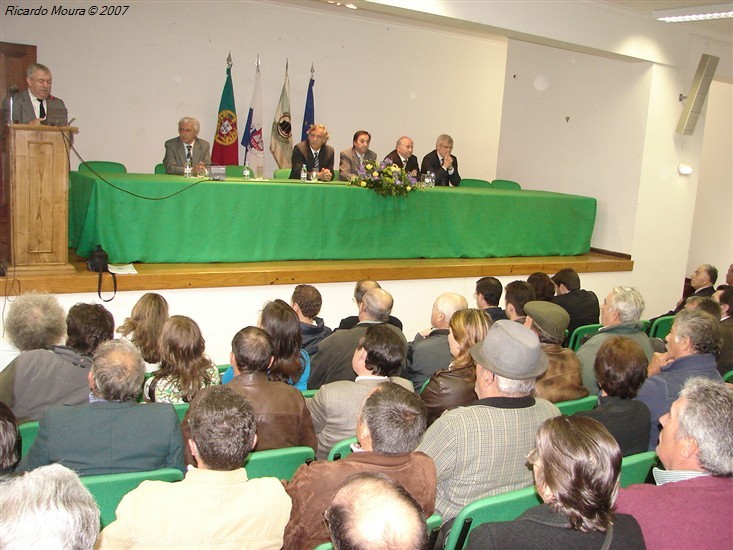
[87,245,117,302]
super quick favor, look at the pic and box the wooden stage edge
[1,248,633,296]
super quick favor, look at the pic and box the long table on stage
[68,172,597,264]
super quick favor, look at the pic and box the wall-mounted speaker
[676,54,720,135]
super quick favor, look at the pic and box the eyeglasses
[526,448,539,467]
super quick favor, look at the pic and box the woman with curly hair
[117,293,169,371]
[143,316,219,403]
[420,308,492,425]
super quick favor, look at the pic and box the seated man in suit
[337,279,403,332]
[475,276,507,321]
[384,136,420,179]
[420,134,461,186]
[655,263,718,319]
[551,268,600,339]
[285,383,435,550]
[713,287,733,375]
[98,385,292,549]
[339,130,377,181]
[163,117,211,175]
[18,339,185,476]
[10,63,67,125]
[505,280,536,323]
[289,123,334,181]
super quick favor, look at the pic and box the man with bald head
[337,279,403,331]
[384,136,420,179]
[163,117,211,175]
[308,288,407,389]
[407,292,468,391]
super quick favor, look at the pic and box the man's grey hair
[362,288,393,322]
[673,309,721,356]
[91,339,145,402]
[700,264,718,285]
[27,63,51,77]
[434,292,468,321]
[608,286,645,323]
[0,464,100,550]
[359,383,427,455]
[178,116,200,134]
[436,134,454,147]
[677,377,733,477]
[496,374,536,397]
[5,292,66,351]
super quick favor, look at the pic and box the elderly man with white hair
[576,286,655,393]
[163,116,211,175]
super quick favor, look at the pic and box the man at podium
[11,63,68,125]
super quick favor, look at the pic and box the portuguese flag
[212,54,238,166]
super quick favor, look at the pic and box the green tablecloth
[68,172,596,264]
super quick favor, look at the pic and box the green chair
[490,179,521,190]
[568,323,603,351]
[640,319,651,333]
[459,178,492,188]
[154,163,166,174]
[312,544,333,550]
[328,436,358,461]
[81,468,183,528]
[620,451,658,488]
[723,370,733,383]
[172,403,189,422]
[243,446,315,481]
[649,315,675,340]
[301,389,318,399]
[18,420,40,458]
[556,395,597,415]
[217,364,230,376]
[274,168,291,179]
[420,378,431,394]
[79,161,127,173]
[443,486,542,550]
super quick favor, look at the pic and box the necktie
[313,152,320,170]
[38,99,46,119]
[186,145,192,163]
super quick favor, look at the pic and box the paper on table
[108,264,138,275]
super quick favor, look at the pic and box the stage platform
[1,248,632,296]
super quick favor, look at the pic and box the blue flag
[301,65,315,141]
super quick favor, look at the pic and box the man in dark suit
[18,339,185,476]
[289,123,334,180]
[663,263,718,318]
[420,134,461,186]
[338,130,377,181]
[163,117,211,175]
[551,268,600,339]
[11,63,67,125]
[384,136,420,179]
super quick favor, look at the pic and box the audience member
[420,309,492,425]
[417,320,560,519]
[116,292,169,371]
[384,135,420,179]
[638,309,723,450]
[163,116,211,175]
[144,315,219,403]
[337,279,403,331]
[98,386,292,549]
[576,336,650,456]
[420,134,461,186]
[11,63,67,124]
[285,383,435,549]
[291,284,332,357]
[527,272,556,302]
[406,292,468,391]
[0,302,114,423]
[310,288,406,389]
[182,327,316,465]
[505,280,536,322]
[616,378,733,549]
[576,286,654,393]
[465,416,645,550]
[338,130,377,181]
[308,324,412,460]
[19,339,185,475]
[0,464,99,550]
[3,292,66,369]
[289,123,334,181]
[325,473,428,550]
[474,276,507,321]
[0,401,20,476]
[723,262,733,287]
[683,295,721,318]
[551,268,600,339]
[713,287,733,375]
[525,301,588,403]
[656,263,717,318]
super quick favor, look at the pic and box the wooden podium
[7,124,78,274]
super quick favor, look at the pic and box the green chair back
[273,168,291,179]
[18,420,40,458]
[312,544,333,550]
[491,179,521,190]
[443,486,542,550]
[568,323,603,351]
[620,451,658,488]
[244,446,315,481]
[217,364,230,376]
[723,370,733,383]
[79,161,127,173]
[172,403,189,422]
[640,319,651,334]
[556,395,598,415]
[154,163,166,174]
[459,178,492,188]
[301,389,318,399]
[328,436,358,461]
[649,315,675,339]
[419,377,431,394]
[81,468,183,528]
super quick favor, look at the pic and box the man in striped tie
[163,116,211,175]
[289,123,335,181]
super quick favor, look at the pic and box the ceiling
[602,1,733,35]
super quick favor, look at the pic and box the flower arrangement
[349,159,419,197]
